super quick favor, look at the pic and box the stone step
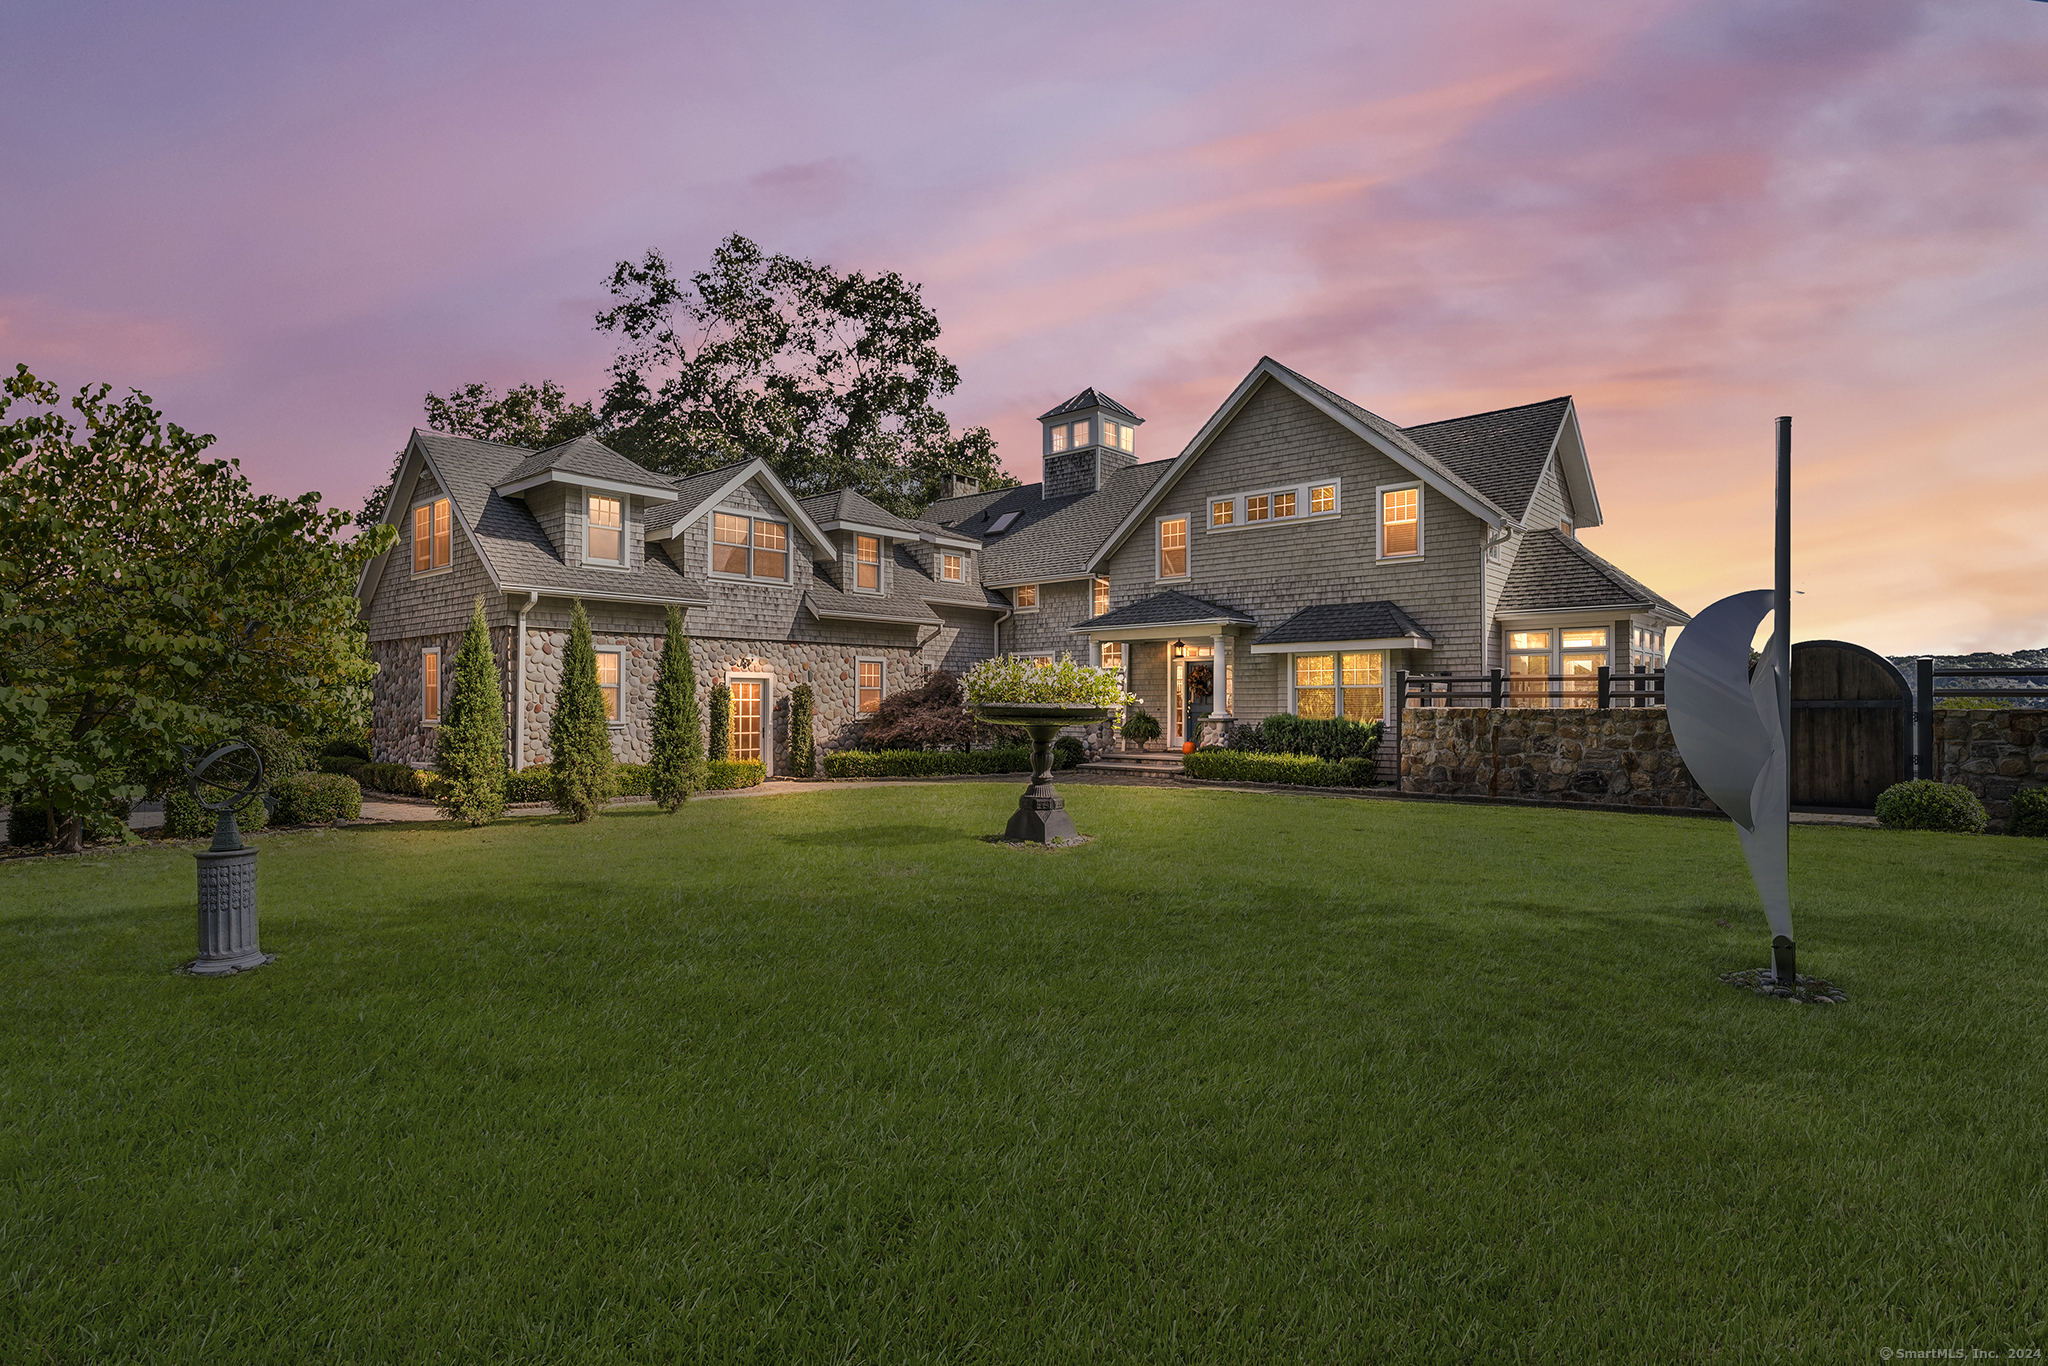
[1077,754,1185,776]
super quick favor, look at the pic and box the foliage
[0,365,392,852]
[316,754,365,775]
[2003,787,2047,837]
[705,758,764,789]
[648,607,703,811]
[8,802,126,848]
[245,724,309,791]
[322,738,372,763]
[787,683,817,778]
[1182,750,1378,787]
[1121,709,1162,743]
[360,382,598,524]
[1228,714,1383,763]
[823,748,1034,779]
[274,772,363,824]
[1875,780,1988,834]
[434,598,508,826]
[1053,736,1087,771]
[547,601,616,822]
[707,683,732,763]
[592,234,1014,515]
[857,670,992,751]
[163,788,267,839]
[351,762,439,797]
[962,655,1136,709]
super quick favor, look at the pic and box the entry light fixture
[1171,639,1185,660]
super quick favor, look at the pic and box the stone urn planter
[973,703,1111,843]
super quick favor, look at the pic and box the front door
[1169,647,1215,748]
[730,679,763,763]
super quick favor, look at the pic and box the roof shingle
[1402,397,1571,523]
[1252,601,1434,648]
[1497,530,1690,621]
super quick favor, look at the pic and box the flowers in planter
[962,654,1138,710]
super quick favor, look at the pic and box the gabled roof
[1086,358,1511,574]
[494,433,677,499]
[1077,589,1256,631]
[637,457,833,554]
[1403,397,1573,525]
[928,461,1173,586]
[1249,601,1435,652]
[800,488,924,537]
[1498,530,1690,623]
[1038,388,1142,423]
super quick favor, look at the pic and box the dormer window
[713,511,789,582]
[856,535,881,591]
[942,552,963,582]
[587,495,624,564]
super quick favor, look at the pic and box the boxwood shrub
[706,759,765,790]
[163,789,268,839]
[1183,750,1377,788]
[352,763,440,798]
[1875,780,1988,834]
[274,772,363,824]
[1226,714,1382,762]
[823,748,1034,779]
[2006,786,2048,837]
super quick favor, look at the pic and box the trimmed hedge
[706,759,765,790]
[352,763,440,798]
[1183,750,1377,788]
[1227,714,1382,763]
[274,772,363,824]
[164,789,268,839]
[1875,780,1987,834]
[824,748,1034,779]
[2005,786,2047,837]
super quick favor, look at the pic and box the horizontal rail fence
[1913,661,2048,779]
[1395,666,1666,711]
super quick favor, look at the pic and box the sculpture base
[1004,786,1079,845]
[190,845,272,976]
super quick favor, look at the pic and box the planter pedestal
[974,704,1111,845]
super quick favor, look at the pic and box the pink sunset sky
[5,0,2044,654]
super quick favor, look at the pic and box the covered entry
[1078,590,1255,748]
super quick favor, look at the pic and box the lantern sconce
[1171,639,1185,660]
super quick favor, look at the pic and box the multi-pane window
[1093,578,1109,617]
[855,535,881,591]
[1211,499,1234,526]
[1068,419,1090,448]
[1015,583,1037,609]
[713,512,790,581]
[729,680,762,761]
[412,497,452,573]
[1272,491,1296,519]
[1508,630,1551,704]
[595,651,621,721]
[421,649,440,722]
[1560,628,1607,708]
[1050,424,1068,453]
[1207,481,1337,531]
[1294,654,1336,719]
[1246,495,1270,523]
[942,552,963,582]
[586,495,624,563]
[1505,628,1607,707]
[1381,487,1420,557]
[857,660,883,714]
[1310,484,1336,514]
[1341,652,1383,721]
[1158,517,1187,577]
[1099,641,1124,675]
[1107,422,1134,452]
[1294,652,1384,721]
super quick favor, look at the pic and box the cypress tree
[707,682,732,762]
[649,606,704,812]
[547,600,615,821]
[787,682,816,778]
[435,597,508,826]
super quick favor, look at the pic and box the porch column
[1212,633,1233,717]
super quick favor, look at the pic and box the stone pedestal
[975,703,1110,845]
[188,846,274,975]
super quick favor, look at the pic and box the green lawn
[3,785,2044,1362]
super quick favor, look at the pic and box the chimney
[939,472,981,499]
[1037,388,1142,499]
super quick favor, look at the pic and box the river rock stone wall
[1397,706,1713,810]
[1933,708,2048,829]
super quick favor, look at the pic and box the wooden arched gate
[1791,640,1910,812]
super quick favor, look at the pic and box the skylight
[986,511,1020,534]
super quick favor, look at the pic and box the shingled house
[355,356,1688,769]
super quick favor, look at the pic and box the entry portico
[1077,590,1255,747]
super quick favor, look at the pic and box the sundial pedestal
[181,746,276,976]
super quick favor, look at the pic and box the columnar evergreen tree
[435,597,508,825]
[648,607,703,812]
[707,683,732,762]
[787,682,816,778]
[547,600,615,821]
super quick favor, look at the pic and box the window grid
[857,660,883,714]
[595,650,621,722]
[713,512,789,581]
[942,552,963,582]
[1381,487,1420,557]
[1015,584,1037,609]
[587,495,623,563]
[412,497,453,573]
[1207,480,1339,531]
[421,649,440,723]
[1158,517,1188,578]
[729,680,762,761]
[855,535,881,591]
[1093,578,1109,617]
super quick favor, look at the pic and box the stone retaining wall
[1933,708,2047,829]
[1397,706,1712,811]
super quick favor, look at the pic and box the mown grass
[2,785,2043,1362]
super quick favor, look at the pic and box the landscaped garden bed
[4,786,2043,1358]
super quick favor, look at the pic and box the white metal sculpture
[1665,418,1796,984]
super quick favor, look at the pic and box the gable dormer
[1039,388,1143,500]
[491,434,675,567]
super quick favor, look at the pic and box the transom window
[1380,487,1420,558]
[1014,583,1037,609]
[1292,652,1384,722]
[587,495,624,563]
[857,660,883,714]
[713,512,790,581]
[1208,480,1338,531]
[855,534,881,591]
[1093,578,1109,617]
[412,497,452,573]
[1158,517,1187,578]
[595,650,621,721]
[1211,499,1234,526]
[1310,484,1336,514]
[942,552,963,582]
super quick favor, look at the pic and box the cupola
[1038,388,1142,499]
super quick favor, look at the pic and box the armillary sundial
[182,740,276,975]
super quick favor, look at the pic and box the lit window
[1212,499,1234,527]
[1093,578,1109,617]
[856,535,880,591]
[421,649,440,723]
[1100,641,1123,673]
[1026,654,1054,668]
[1381,488,1419,557]
[1510,631,1551,651]
[729,679,762,761]
[587,495,623,563]
[412,497,452,572]
[1562,628,1607,650]
[1508,630,1554,705]
[1102,422,1119,449]
[1310,484,1336,514]
[596,650,620,721]
[713,512,750,576]
[1050,424,1068,453]
[1118,424,1134,452]
[1273,491,1296,519]
[1070,420,1089,447]
[1246,495,1269,523]
[714,512,788,580]
[1561,520,1573,537]
[752,519,786,580]
[1015,583,1037,609]
[857,660,883,714]
[942,552,963,582]
[1342,652,1383,721]
[1294,654,1335,719]
[1158,517,1187,578]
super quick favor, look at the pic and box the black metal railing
[1395,666,1666,711]
[1913,661,2048,778]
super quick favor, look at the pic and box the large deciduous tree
[0,365,392,852]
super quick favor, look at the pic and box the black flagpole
[1773,416,1795,986]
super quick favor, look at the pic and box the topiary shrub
[705,759,764,790]
[1121,709,1161,745]
[1875,780,1988,834]
[548,600,616,822]
[649,606,705,811]
[787,682,817,778]
[274,772,363,824]
[435,596,508,826]
[2007,787,2048,837]
[1053,735,1086,770]
[164,789,267,839]
[707,683,732,763]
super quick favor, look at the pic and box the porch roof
[1247,600,1435,655]
[1075,589,1255,638]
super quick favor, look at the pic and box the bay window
[1293,652,1385,721]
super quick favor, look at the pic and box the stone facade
[1933,708,2048,830]
[1397,706,1713,810]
